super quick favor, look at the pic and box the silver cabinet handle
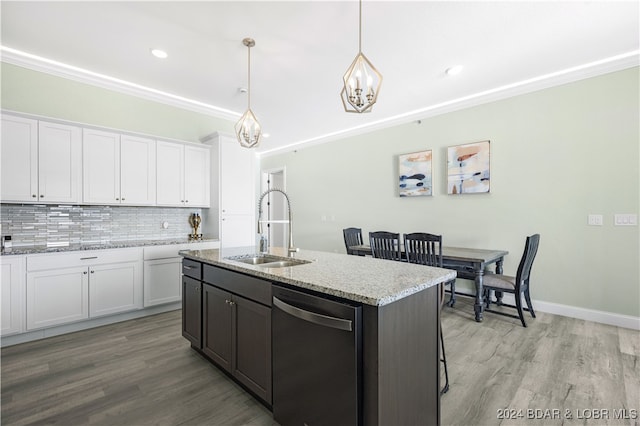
[40,195,44,198]
[83,271,88,275]
[183,265,195,270]
[32,194,37,198]
[273,296,353,331]
[81,256,98,260]
[90,270,95,274]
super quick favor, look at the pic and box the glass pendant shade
[341,52,382,113]
[235,108,261,148]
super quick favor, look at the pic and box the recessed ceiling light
[150,48,168,59]
[446,65,463,76]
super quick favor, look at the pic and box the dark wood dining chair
[369,231,403,261]
[403,232,454,395]
[343,227,364,256]
[483,234,540,327]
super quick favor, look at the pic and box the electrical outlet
[587,214,603,226]
[162,221,169,229]
[614,214,637,226]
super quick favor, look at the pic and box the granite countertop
[180,246,457,307]
[1,237,219,256]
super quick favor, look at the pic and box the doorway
[261,168,287,249]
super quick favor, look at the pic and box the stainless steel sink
[226,254,312,268]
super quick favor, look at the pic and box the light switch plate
[588,214,603,226]
[614,214,638,226]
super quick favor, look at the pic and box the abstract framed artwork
[399,150,432,197]
[447,140,490,194]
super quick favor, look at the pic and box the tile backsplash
[0,204,202,247]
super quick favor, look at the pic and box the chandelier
[340,0,382,113]
[235,37,262,148]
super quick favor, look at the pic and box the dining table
[350,244,509,322]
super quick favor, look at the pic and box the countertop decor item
[235,37,262,148]
[188,212,202,240]
[340,0,382,113]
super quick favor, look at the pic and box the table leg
[474,268,485,322]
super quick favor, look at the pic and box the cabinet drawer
[27,248,142,271]
[203,264,271,306]
[182,259,202,280]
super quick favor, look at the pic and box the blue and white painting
[447,140,490,194]
[399,150,432,197]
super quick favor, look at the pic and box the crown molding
[0,47,240,121]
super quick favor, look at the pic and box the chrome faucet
[257,188,298,256]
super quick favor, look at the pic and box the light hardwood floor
[2,296,638,425]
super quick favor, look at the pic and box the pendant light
[340,0,382,113]
[235,37,262,148]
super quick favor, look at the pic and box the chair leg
[515,293,527,327]
[440,323,449,395]
[524,287,536,318]
[447,280,456,307]
[484,288,491,309]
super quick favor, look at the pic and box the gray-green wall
[1,62,234,141]
[261,67,640,318]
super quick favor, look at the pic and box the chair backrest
[404,232,447,309]
[369,231,402,261]
[403,233,443,267]
[515,234,540,289]
[343,227,363,255]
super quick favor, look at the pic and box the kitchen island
[180,246,456,426]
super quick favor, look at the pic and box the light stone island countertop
[180,246,457,307]
[1,237,219,256]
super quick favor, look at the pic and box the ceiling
[1,1,638,154]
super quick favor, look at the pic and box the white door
[1,256,25,336]
[143,257,182,307]
[0,115,38,202]
[83,128,121,204]
[38,121,82,203]
[121,135,156,205]
[89,262,142,318]
[184,144,210,207]
[156,141,184,206]
[26,267,89,330]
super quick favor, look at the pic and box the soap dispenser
[259,234,268,253]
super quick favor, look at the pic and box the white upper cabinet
[120,135,156,205]
[1,114,81,203]
[156,140,210,207]
[83,129,156,205]
[1,115,38,202]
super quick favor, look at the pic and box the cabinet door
[38,121,82,203]
[121,135,156,205]
[26,266,89,330]
[184,144,210,207]
[202,284,233,370]
[89,261,142,318]
[1,256,25,336]
[220,138,254,215]
[83,128,121,204]
[143,257,182,307]
[182,275,202,348]
[156,141,184,206]
[220,214,255,248]
[234,295,272,404]
[0,115,38,202]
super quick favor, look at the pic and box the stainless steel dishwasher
[272,285,362,426]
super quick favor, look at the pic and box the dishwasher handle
[273,296,353,332]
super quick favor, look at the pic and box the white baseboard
[494,293,640,331]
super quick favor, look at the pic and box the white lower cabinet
[26,248,143,331]
[89,262,142,317]
[144,257,182,307]
[27,266,89,330]
[1,256,26,336]
[143,241,220,308]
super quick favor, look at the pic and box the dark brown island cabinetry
[182,259,272,405]
[181,259,202,348]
